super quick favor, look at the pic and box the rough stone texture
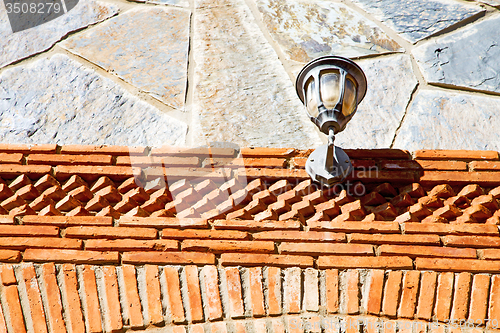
[130,0,189,7]
[0,0,118,68]
[192,0,322,148]
[393,90,500,151]
[254,0,402,62]
[335,54,418,149]
[0,54,187,146]
[61,7,190,109]
[412,15,500,93]
[350,0,483,43]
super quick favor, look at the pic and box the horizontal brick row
[2,264,500,333]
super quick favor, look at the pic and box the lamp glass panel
[305,77,319,118]
[320,70,341,110]
[342,77,357,116]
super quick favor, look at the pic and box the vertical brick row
[434,272,454,322]
[201,266,223,321]
[19,264,48,333]
[184,265,204,323]
[284,267,301,314]
[468,274,490,323]
[365,269,384,315]
[224,267,245,318]
[303,268,319,312]
[382,271,402,317]
[398,271,420,318]
[144,265,163,325]
[163,267,185,323]
[78,265,103,333]
[99,266,123,333]
[39,263,66,333]
[416,271,437,321]
[119,265,144,329]
[325,269,339,314]
[59,264,85,333]
[344,269,359,315]
[450,272,472,321]
[1,264,25,333]
[265,267,282,316]
[246,267,265,317]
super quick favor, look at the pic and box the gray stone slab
[393,90,500,151]
[192,0,322,148]
[334,54,418,149]
[61,7,190,110]
[0,54,187,146]
[0,0,118,68]
[254,0,402,63]
[413,14,500,94]
[351,0,483,43]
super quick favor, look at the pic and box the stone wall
[1,0,500,150]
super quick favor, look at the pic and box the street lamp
[296,56,367,187]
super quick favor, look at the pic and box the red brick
[60,264,85,333]
[278,210,305,224]
[283,267,301,314]
[308,221,399,233]
[54,165,141,182]
[151,146,235,157]
[143,265,163,325]
[443,235,500,248]
[122,251,215,265]
[0,185,14,202]
[416,257,500,273]
[3,284,26,332]
[347,170,417,183]
[25,249,118,264]
[254,209,279,221]
[0,250,20,263]
[323,269,338,314]
[28,154,112,166]
[100,266,123,332]
[181,239,274,254]
[470,160,500,171]
[0,216,13,225]
[0,237,81,250]
[20,264,47,333]
[466,274,489,323]
[449,272,472,321]
[191,324,205,333]
[60,145,144,155]
[246,267,265,317]
[417,160,468,171]
[119,216,208,228]
[9,204,36,217]
[378,245,476,259]
[118,155,198,167]
[39,263,66,333]
[317,256,412,270]
[382,271,403,317]
[85,239,178,252]
[415,150,499,160]
[120,265,144,329]
[340,200,366,217]
[0,144,56,154]
[421,171,500,186]
[489,275,500,328]
[412,271,437,321]
[345,269,359,314]
[1,195,26,211]
[345,149,410,160]
[0,225,58,237]
[350,233,439,245]
[480,249,500,260]
[224,267,245,318]
[78,265,102,333]
[398,271,420,318]
[380,160,422,170]
[202,266,223,320]
[184,265,203,323]
[0,153,23,165]
[463,205,492,220]
[213,219,300,231]
[264,267,281,316]
[472,194,499,211]
[239,168,309,182]
[365,269,384,315]
[211,322,228,333]
[1,264,16,285]
[65,226,157,239]
[220,253,313,268]
[279,243,373,256]
[240,147,296,158]
[404,223,498,236]
[160,230,247,241]
[163,267,185,323]
[253,231,345,242]
[0,164,52,178]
